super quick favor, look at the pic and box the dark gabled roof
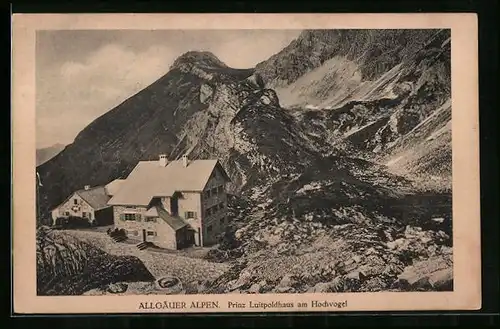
[155,205,189,231]
[75,186,111,210]
[51,186,111,212]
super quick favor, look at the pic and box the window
[82,212,88,218]
[73,199,78,205]
[124,213,141,221]
[205,190,211,199]
[211,188,218,196]
[185,211,196,219]
[207,225,212,233]
[217,186,224,194]
[65,211,70,216]
[218,202,225,211]
[144,217,157,223]
[147,231,156,237]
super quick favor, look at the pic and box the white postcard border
[12,13,480,313]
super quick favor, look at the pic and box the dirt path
[65,230,230,282]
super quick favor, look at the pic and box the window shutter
[194,211,197,218]
[119,214,125,221]
[136,214,142,221]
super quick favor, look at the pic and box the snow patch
[407,99,451,135]
[386,155,405,166]
[343,121,377,138]
[306,131,322,138]
[426,121,451,141]
[441,37,451,48]
[296,182,323,194]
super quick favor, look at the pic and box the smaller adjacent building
[50,185,114,226]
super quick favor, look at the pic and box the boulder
[229,270,253,291]
[248,283,262,294]
[260,95,272,105]
[106,282,128,294]
[358,264,385,277]
[383,230,394,242]
[234,229,245,239]
[436,230,450,241]
[156,276,183,294]
[341,260,359,274]
[382,262,405,277]
[274,286,295,293]
[329,276,345,292]
[259,89,280,107]
[344,258,355,266]
[300,271,313,283]
[361,277,388,292]
[278,274,297,288]
[387,238,407,250]
[185,280,208,294]
[440,246,453,255]
[345,271,362,281]
[428,268,453,291]
[420,236,433,244]
[364,247,377,256]
[200,84,214,104]
[395,256,452,291]
[352,255,363,263]
[308,282,334,293]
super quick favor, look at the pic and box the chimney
[159,154,168,167]
[182,154,188,167]
[84,185,90,190]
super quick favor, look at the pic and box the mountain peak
[170,51,228,70]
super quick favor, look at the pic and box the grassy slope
[36,227,154,295]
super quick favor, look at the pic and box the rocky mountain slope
[36,143,65,166]
[256,29,452,190]
[37,30,453,293]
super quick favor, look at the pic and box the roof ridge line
[76,185,104,192]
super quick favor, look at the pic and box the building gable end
[75,191,103,210]
[201,162,231,191]
[51,192,83,212]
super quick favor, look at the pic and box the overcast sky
[36,29,301,149]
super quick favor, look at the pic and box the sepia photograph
[12,13,480,313]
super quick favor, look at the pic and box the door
[176,230,183,250]
[142,229,147,242]
[186,229,195,247]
